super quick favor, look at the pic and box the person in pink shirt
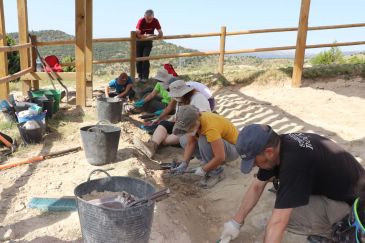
[135,9,163,81]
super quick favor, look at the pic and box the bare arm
[157,100,176,122]
[264,208,292,243]
[233,177,268,224]
[157,29,163,38]
[202,139,225,172]
[143,90,158,103]
[136,30,143,39]
[118,84,133,98]
[183,135,197,163]
[105,86,110,98]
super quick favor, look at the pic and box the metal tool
[127,187,170,207]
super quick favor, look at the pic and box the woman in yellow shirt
[172,105,239,188]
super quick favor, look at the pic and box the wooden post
[17,0,31,95]
[292,0,311,87]
[30,35,39,90]
[130,31,136,80]
[75,0,86,106]
[0,0,9,100]
[218,26,226,74]
[85,0,93,104]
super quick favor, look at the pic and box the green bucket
[30,89,62,112]
[48,89,62,112]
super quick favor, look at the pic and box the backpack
[163,64,178,77]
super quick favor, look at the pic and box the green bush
[310,46,344,65]
[6,35,20,75]
[61,56,76,72]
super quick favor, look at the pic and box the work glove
[134,99,145,108]
[170,161,188,174]
[154,109,164,116]
[194,166,206,177]
[220,219,242,241]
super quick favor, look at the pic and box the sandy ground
[0,77,364,243]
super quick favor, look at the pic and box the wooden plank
[17,0,31,95]
[292,0,311,87]
[35,39,75,46]
[130,31,136,79]
[93,37,130,43]
[218,26,226,74]
[0,0,9,100]
[75,0,86,106]
[0,43,31,52]
[0,67,32,84]
[0,0,9,99]
[307,41,365,49]
[85,0,93,102]
[30,35,39,89]
[21,72,76,81]
[93,58,129,65]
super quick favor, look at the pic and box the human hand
[220,219,241,241]
[154,109,164,116]
[170,161,188,174]
[134,99,145,108]
[194,166,206,177]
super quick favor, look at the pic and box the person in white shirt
[186,81,215,111]
[133,80,211,158]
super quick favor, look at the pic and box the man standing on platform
[135,9,163,82]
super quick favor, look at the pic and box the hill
[8,30,213,67]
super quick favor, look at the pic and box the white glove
[194,166,206,177]
[220,219,241,241]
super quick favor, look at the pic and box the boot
[133,137,158,159]
[197,167,225,189]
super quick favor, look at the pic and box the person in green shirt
[134,69,177,114]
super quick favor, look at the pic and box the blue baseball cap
[235,124,273,174]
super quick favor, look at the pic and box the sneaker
[133,137,158,159]
[197,167,225,189]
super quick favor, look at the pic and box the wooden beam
[0,67,32,84]
[21,72,76,81]
[17,0,31,95]
[30,35,39,89]
[85,0,93,103]
[292,0,311,87]
[218,26,226,74]
[0,0,9,100]
[0,43,31,52]
[75,0,86,106]
[130,31,136,80]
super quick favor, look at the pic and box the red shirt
[136,18,161,35]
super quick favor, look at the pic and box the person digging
[220,124,365,243]
[133,80,211,159]
[170,105,239,188]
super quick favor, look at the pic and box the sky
[3,0,365,54]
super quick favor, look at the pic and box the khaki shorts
[287,196,350,238]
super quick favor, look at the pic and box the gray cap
[236,124,273,174]
[173,105,200,135]
[169,80,194,98]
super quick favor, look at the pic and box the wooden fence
[1,0,365,105]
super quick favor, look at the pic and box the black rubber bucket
[96,97,123,124]
[14,102,38,113]
[17,121,44,144]
[31,96,54,118]
[80,122,121,166]
[74,169,156,243]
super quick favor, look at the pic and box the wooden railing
[1,22,365,100]
[32,22,365,74]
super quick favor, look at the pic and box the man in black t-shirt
[219,124,365,242]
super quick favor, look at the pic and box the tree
[6,35,20,75]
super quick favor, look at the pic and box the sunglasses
[348,198,365,243]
